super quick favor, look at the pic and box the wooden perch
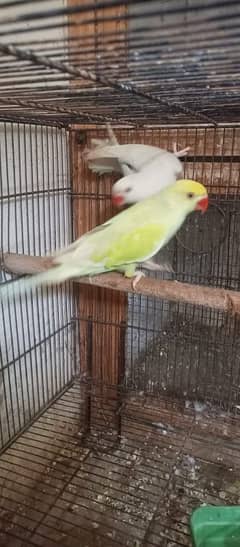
[1,253,53,274]
[1,252,240,314]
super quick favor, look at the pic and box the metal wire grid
[77,125,240,288]
[0,122,77,452]
[78,306,240,415]
[0,0,239,126]
[71,125,240,408]
[0,3,239,545]
[0,381,240,546]
[0,122,239,447]
[124,303,240,407]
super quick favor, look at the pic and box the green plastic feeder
[190,506,240,547]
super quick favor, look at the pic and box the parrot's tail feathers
[0,264,76,302]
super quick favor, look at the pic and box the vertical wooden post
[70,128,127,387]
[68,2,128,394]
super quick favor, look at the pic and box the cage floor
[1,383,240,547]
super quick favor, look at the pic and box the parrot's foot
[122,264,145,290]
[132,270,145,290]
[173,143,191,157]
[142,259,174,273]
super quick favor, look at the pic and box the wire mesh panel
[0,383,240,547]
[71,126,240,411]
[0,1,240,545]
[0,0,239,125]
[0,122,75,451]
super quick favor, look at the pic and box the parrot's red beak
[112,194,124,207]
[195,196,209,213]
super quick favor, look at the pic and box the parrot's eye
[125,187,131,193]
[187,192,194,199]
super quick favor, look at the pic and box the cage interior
[1,2,240,546]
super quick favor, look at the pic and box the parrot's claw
[173,143,191,157]
[132,270,145,290]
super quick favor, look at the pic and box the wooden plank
[70,131,127,386]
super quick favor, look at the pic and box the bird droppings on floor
[0,382,240,546]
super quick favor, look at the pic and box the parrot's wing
[86,126,134,176]
[84,123,122,175]
[92,221,168,270]
[84,143,164,176]
[90,122,118,149]
[53,218,115,259]
[87,125,128,175]
[88,157,123,175]
[53,202,132,260]
[84,130,124,174]
[84,144,132,175]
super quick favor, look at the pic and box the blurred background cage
[1,1,240,546]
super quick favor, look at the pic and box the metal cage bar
[0,3,240,546]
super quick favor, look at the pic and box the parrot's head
[171,179,209,213]
[112,173,156,207]
[112,154,184,207]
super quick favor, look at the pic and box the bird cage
[0,1,240,546]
